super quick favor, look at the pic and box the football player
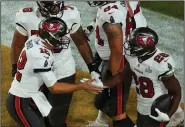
[6,17,103,127]
[10,1,100,127]
[84,1,147,127]
[95,27,182,127]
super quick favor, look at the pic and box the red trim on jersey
[15,96,30,127]
[134,2,140,15]
[63,6,74,10]
[117,56,125,115]
[159,122,165,127]
[117,84,123,115]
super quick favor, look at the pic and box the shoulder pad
[153,53,176,79]
[15,7,35,30]
[63,6,80,22]
[98,7,126,25]
[63,6,81,33]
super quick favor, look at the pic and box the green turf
[140,1,184,20]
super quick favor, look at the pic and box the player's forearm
[50,82,83,94]
[71,26,94,64]
[109,51,123,75]
[77,42,94,64]
[103,71,123,87]
[166,78,181,117]
[164,76,182,117]
[11,43,22,64]
[167,92,181,117]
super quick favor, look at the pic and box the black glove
[87,52,102,73]
[93,52,102,68]
[12,64,17,77]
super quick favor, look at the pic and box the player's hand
[149,108,170,122]
[80,79,103,94]
[80,77,108,89]
[90,71,104,87]
[83,21,95,37]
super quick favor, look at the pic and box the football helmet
[38,17,70,48]
[87,1,113,7]
[37,1,64,17]
[125,27,158,57]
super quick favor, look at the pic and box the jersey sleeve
[15,8,28,36]
[154,54,176,80]
[99,7,126,27]
[27,45,53,73]
[65,6,81,34]
[38,71,57,87]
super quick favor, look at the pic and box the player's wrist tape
[94,52,102,62]
[106,70,113,77]
[87,25,94,32]
[87,63,99,73]
[12,64,17,77]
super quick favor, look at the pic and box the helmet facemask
[37,1,64,18]
[87,1,112,7]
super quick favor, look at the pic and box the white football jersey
[94,1,147,60]
[9,35,57,98]
[15,6,81,79]
[126,48,176,115]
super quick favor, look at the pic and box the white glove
[149,108,170,122]
[80,71,108,88]
[90,71,104,88]
[83,21,95,37]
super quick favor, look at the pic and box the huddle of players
[6,1,182,127]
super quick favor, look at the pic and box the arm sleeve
[155,55,176,80]
[28,48,53,73]
[16,25,28,36]
[38,71,58,87]
[15,8,28,36]
[69,7,81,34]
[99,9,126,27]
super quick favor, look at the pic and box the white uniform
[9,35,58,116]
[126,48,176,115]
[94,1,147,60]
[15,6,81,80]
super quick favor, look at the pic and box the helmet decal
[136,35,154,46]
[41,22,60,33]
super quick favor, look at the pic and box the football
[151,94,172,117]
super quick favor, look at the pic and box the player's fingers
[149,115,157,120]
[80,78,90,83]
[155,108,160,114]
[89,85,103,93]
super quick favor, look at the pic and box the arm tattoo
[103,23,122,38]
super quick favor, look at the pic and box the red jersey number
[31,30,39,36]
[40,48,50,56]
[16,50,27,82]
[23,7,33,13]
[133,74,154,98]
[104,5,118,12]
[95,25,104,46]
[154,53,169,63]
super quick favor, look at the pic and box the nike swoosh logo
[108,12,114,15]
[44,56,49,59]
[164,59,168,62]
